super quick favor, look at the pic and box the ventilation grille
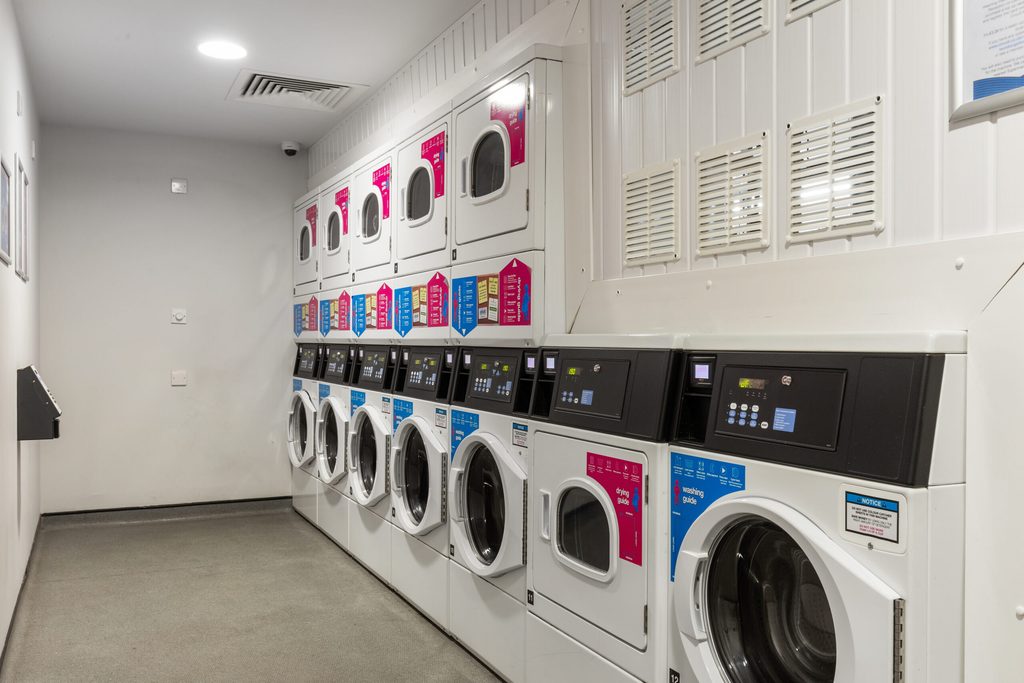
[231,71,353,112]
[695,133,769,256]
[623,0,680,95]
[787,0,840,23]
[623,160,681,267]
[696,0,770,62]
[788,98,883,244]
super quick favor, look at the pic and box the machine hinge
[384,437,392,494]
[645,475,649,503]
[444,216,448,236]
[643,605,648,635]
[441,454,448,523]
[452,248,457,261]
[522,482,529,566]
[525,189,529,212]
[394,262,398,274]
[893,598,906,682]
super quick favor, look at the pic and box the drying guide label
[586,452,643,567]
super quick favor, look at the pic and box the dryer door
[391,415,447,535]
[397,120,448,261]
[532,432,649,650]
[352,156,393,274]
[287,390,316,467]
[674,497,902,683]
[348,404,390,506]
[316,396,349,484]
[293,200,318,288]
[449,431,525,578]
[320,181,350,282]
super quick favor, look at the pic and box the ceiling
[12,0,479,147]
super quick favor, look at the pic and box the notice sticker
[845,492,899,543]
[434,408,448,430]
[512,422,529,448]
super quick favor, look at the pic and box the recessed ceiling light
[197,41,247,60]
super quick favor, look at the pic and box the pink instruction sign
[489,82,527,167]
[587,452,643,567]
[376,284,393,330]
[306,296,318,331]
[428,272,449,327]
[305,205,318,247]
[335,187,349,235]
[336,291,351,331]
[420,131,446,198]
[372,164,391,219]
[499,258,531,326]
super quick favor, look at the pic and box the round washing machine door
[287,391,316,468]
[348,404,390,506]
[316,396,349,484]
[390,415,447,535]
[674,497,902,683]
[449,431,525,578]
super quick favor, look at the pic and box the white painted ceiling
[12,0,479,146]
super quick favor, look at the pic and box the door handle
[540,489,551,542]
[400,187,406,221]
[460,157,468,197]
[451,469,465,521]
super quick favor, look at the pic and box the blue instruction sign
[393,398,413,432]
[394,287,413,337]
[452,276,478,337]
[450,409,479,459]
[352,295,367,337]
[292,379,302,392]
[350,390,366,416]
[319,300,332,336]
[319,384,330,401]
[293,304,303,336]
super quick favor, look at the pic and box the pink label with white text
[420,132,446,198]
[499,258,531,326]
[587,452,643,567]
[489,79,527,167]
[305,205,318,247]
[372,164,391,219]
[336,291,350,331]
[376,284,393,330]
[335,187,349,235]
[428,272,449,327]
[306,296,318,331]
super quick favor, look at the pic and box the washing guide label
[845,492,899,543]
[372,164,391,219]
[452,258,532,336]
[395,272,449,337]
[393,398,413,432]
[320,291,351,335]
[335,187,349,235]
[587,452,643,567]
[450,410,479,459]
[670,453,746,581]
[489,80,526,167]
[421,131,446,197]
[319,384,330,401]
[305,204,317,247]
[292,379,302,392]
[350,390,366,416]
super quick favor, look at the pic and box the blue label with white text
[352,295,366,337]
[451,409,479,458]
[393,398,413,431]
[292,379,302,392]
[350,390,366,416]
[452,276,478,337]
[320,300,332,336]
[394,286,413,337]
[670,453,745,581]
[293,304,303,336]
[319,384,330,400]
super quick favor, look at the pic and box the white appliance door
[316,396,349,484]
[320,182,350,281]
[348,405,390,506]
[352,156,393,273]
[449,431,525,578]
[390,415,447,535]
[674,497,902,683]
[454,73,531,247]
[397,121,448,260]
[293,201,317,287]
[287,390,316,467]
[533,432,649,649]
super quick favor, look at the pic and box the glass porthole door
[293,200,317,287]
[287,391,316,467]
[316,396,348,484]
[347,404,389,506]
[390,416,446,535]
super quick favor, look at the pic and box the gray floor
[0,500,499,682]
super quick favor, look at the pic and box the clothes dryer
[347,345,398,582]
[318,173,351,290]
[667,343,966,683]
[448,346,539,683]
[525,341,683,683]
[389,346,457,629]
[289,343,323,524]
[316,343,355,549]
[395,114,451,277]
[293,189,319,296]
[351,151,394,285]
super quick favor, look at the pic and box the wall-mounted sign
[951,0,1024,121]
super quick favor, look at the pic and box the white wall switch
[171,178,188,194]
[170,308,187,324]
[170,370,188,387]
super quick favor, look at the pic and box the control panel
[294,344,320,379]
[553,358,630,419]
[468,354,519,403]
[406,350,441,392]
[360,348,389,384]
[321,346,350,384]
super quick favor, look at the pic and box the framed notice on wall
[15,156,28,281]
[0,157,10,266]
[951,0,1024,121]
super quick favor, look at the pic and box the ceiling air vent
[623,0,680,96]
[230,70,353,112]
[787,0,840,23]
[696,0,770,63]
[695,132,769,257]
[787,97,883,244]
[623,160,681,267]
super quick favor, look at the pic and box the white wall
[38,125,306,513]
[0,0,40,650]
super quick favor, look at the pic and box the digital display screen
[361,349,388,384]
[546,356,557,371]
[406,352,440,391]
[568,366,579,376]
[694,364,710,381]
[739,377,767,390]
[469,356,518,402]
[526,355,537,371]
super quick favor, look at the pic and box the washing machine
[318,173,351,290]
[667,342,966,683]
[315,343,355,549]
[389,345,457,629]
[293,188,319,296]
[351,150,394,285]
[525,340,684,683]
[395,113,451,277]
[451,45,562,266]
[288,343,323,524]
[347,344,398,582]
[448,346,539,683]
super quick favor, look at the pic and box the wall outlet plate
[170,178,188,194]
[170,370,188,387]
[171,308,187,324]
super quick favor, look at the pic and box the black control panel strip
[393,346,455,402]
[319,344,352,385]
[293,343,322,380]
[351,345,397,392]
[450,347,539,417]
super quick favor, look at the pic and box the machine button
[750,413,758,421]
[739,419,746,426]
[740,411,747,418]
[752,404,760,412]
[728,410,736,417]
[761,421,769,429]
[730,402,737,410]
[728,418,735,425]
[741,404,748,411]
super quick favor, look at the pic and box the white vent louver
[696,0,770,63]
[623,160,681,267]
[695,133,769,256]
[788,97,883,244]
[787,0,840,23]
[623,0,680,95]
[231,71,353,112]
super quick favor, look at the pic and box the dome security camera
[281,141,301,157]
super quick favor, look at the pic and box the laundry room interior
[1,0,1023,681]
